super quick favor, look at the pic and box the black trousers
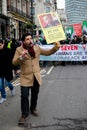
[20,77,40,116]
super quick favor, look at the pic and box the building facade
[65,0,87,25]
[0,0,58,39]
[31,0,57,35]
[7,0,30,40]
[57,9,67,29]
[0,0,9,39]
[0,0,31,40]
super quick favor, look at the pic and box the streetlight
[31,0,33,22]
[54,0,57,11]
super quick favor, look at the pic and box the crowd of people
[1,32,87,126]
[0,34,86,103]
[60,34,87,66]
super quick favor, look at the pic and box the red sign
[72,23,82,36]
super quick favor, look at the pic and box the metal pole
[54,0,57,11]
[31,0,33,36]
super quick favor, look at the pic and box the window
[46,7,50,13]
[45,0,50,2]
[30,0,35,2]
[30,7,35,15]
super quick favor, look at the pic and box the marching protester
[12,33,60,125]
[71,35,81,44]
[6,38,20,77]
[0,39,15,104]
[34,35,42,45]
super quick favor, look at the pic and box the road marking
[5,87,9,91]
[40,69,46,74]
[4,67,54,93]
[46,66,54,75]
[14,83,20,86]
[41,75,46,77]
[12,78,20,84]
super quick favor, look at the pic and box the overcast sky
[57,0,65,9]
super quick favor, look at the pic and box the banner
[40,44,87,61]
[37,12,66,44]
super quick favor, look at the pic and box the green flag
[82,21,87,35]
[65,26,74,39]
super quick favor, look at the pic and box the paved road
[0,65,87,130]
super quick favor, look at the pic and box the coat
[0,47,13,81]
[12,44,58,87]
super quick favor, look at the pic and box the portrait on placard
[39,13,60,28]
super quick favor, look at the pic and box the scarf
[23,42,35,58]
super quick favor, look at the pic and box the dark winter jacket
[0,46,13,81]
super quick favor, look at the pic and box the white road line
[41,75,46,77]
[14,83,20,86]
[46,66,54,75]
[12,78,20,84]
[3,67,54,94]
[5,87,9,91]
[12,81,20,86]
[40,69,46,74]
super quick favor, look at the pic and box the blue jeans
[0,78,14,98]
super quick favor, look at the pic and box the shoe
[31,109,39,117]
[0,98,7,104]
[18,115,29,125]
[11,87,15,96]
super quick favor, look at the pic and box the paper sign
[37,12,66,44]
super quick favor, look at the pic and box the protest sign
[37,12,66,44]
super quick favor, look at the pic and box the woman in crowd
[0,39,15,104]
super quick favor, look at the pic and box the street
[0,64,87,130]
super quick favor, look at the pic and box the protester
[12,33,60,125]
[7,38,20,77]
[0,39,15,104]
[71,35,81,44]
[35,35,42,45]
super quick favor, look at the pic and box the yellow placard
[37,12,66,44]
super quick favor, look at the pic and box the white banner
[40,44,87,61]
